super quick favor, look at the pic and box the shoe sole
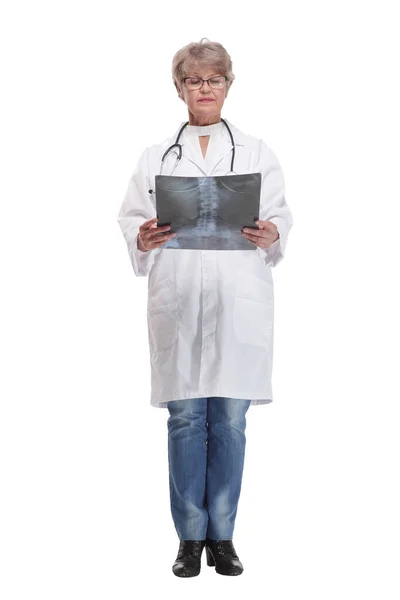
[172,566,201,577]
[215,569,243,576]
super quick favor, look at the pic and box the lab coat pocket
[147,304,178,353]
[233,272,273,347]
[147,275,178,352]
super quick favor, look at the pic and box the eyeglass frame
[181,75,228,90]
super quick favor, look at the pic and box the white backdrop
[1,0,400,598]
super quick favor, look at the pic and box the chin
[196,105,219,113]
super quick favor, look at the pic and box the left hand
[241,220,279,248]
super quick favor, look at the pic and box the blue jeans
[167,397,251,541]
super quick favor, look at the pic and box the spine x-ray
[155,173,261,250]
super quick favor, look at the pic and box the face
[176,64,228,124]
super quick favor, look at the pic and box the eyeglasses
[182,76,227,90]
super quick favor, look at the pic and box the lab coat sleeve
[256,140,293,268]
[117,147,162,277]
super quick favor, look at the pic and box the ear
[174,81,184,101]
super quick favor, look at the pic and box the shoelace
[177,541,204,559]
[213,540,239,558]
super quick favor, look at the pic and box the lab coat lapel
[181,139,232,176]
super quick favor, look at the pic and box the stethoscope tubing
[160,118,235,175]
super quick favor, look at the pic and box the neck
[188,112,222,126]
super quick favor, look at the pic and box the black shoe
[205,538,244,576]
[172,540,206,577]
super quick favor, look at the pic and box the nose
[200,80,212,91]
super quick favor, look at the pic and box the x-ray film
[154,173,261,250]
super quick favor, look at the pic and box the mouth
[198,99,214,103]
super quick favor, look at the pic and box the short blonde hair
[172,38,235,98]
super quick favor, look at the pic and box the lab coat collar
[166,118,245,176]
[171,118,246,147]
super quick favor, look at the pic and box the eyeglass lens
[184,77,226,90]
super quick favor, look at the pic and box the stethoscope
[161,117,235,175]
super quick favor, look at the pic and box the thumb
[255,219,268,229]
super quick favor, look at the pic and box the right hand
[138,217,176,251]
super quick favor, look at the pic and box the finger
[241,235,258,247]
[153,236,176,247]
[151,226,173,238]
[254,219,267,229]
[142,217,158,230]
[242,231,272,247]
[151,232,175,243]
[242,227,268,238]
[259,220,278,235]
[255,220,276,232]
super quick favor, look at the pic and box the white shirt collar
[184,121,224,137]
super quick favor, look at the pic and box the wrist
[137,233,149,252]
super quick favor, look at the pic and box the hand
[241,220,279,249]
[138,217,176,251]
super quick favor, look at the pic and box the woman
[117,39,293,577]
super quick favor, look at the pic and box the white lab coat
[117,119,293,408]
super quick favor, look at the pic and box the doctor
[117,38,293,577]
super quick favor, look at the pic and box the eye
[186,78,201,85]
[210,77,225,87]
